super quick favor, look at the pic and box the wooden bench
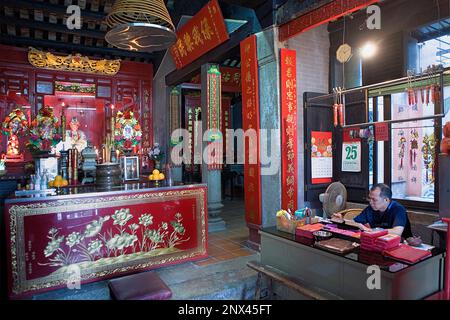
[247,260,342,300]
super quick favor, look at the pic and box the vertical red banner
[240,35,262,226]
[280,48,298,211]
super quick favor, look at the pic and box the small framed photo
[120,156,139,180]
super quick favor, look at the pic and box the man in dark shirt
[333,183,412,238]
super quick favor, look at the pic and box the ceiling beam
[219,0,267,9]
[165,22,251,86]
[0,0,106,21]
[0,35,154,60]
[0,15,105,39]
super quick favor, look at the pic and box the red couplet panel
[169,0,229,69]
[4,185,208,299]
[279,0,381,42]
[280,48,298,212]
[240,35,262,226]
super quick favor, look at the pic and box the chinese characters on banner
[279,0,381,41]
[169,87,183,167]
[240,35,262,226]
[311,131,333,184]
[184,96,201,172]
[222,97,232,155]
[189,67,241,92]
[206,65,223,170]
[280,49,298,212]
[141,83,152,152]
[375,122,389,141]
[169,0,229,69]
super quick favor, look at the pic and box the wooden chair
[336,208,363,221]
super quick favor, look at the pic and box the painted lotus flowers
[39,208,190,268]
[112,208,133,226]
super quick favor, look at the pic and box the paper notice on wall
[342,141,361,172]
[311,131,333,184]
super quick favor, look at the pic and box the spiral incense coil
[105,0,176,52]
[106,0,175,31]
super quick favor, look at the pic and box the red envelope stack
[360,229,388,252]
[374,234,401,252]
[383,244,432,264]
[296,223,324,239]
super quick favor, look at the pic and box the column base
[208,217,226,233]
[245,222,261,252]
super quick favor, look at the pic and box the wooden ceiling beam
[0,15,105,39]
[0,0,106,21]
[0,35,154,61]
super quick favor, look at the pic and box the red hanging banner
[375,122,389,141]
[240,35,262,226]
[280,48,298,212]
[169,0,229,70]
[279,0,381,42]
[189,67,241,92]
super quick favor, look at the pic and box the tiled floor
[193,198,256,267]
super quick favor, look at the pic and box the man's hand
[331,213,343,220]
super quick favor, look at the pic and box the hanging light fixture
[105,0,177,53]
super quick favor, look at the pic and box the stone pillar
[256,27,282,233]
[168,86,183,183]
[201,63,225,232]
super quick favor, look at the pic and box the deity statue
[56,117,87,153]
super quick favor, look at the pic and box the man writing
[332,183,412,238]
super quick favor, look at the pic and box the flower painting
[38,208,190,271]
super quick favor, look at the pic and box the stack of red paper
[383,244,432,264]
[324,225,361,239]
[374,234,401,252]
[360,229,388,252]
[296,223,324,239]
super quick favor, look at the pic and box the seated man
[332,183,412,238]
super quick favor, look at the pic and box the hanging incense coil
[106,0,175,31]
[105,0,176,52]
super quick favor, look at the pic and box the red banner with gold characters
[170,0,229,69]
[280,48,298,212]
[279,0,381,42]
[240,35,261,225]
[189,67,241,92]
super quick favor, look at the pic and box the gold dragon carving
[27,47,121,75]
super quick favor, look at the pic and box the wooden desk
[260,227,444,300]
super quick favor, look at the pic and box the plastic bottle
[165,163,173,187]
[29,174,35,190]
[40,171,48,190]
[35,174,41,191]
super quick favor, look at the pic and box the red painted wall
[0,45,153,165]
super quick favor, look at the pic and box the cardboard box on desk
[276,216,321,234]
[276,216,303,234]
